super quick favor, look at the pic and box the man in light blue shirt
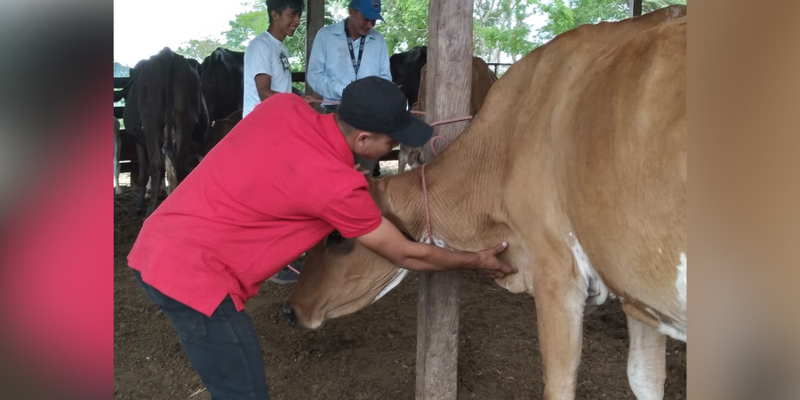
[307,0,392,109]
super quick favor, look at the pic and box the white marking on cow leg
[164,157,176,195]
[676,252,686,313]
[374,268,409,302]
[655,253,688,342]
[657,323,686,342]
[627,315,667,400]
[568,232,610,313]
[114,118,122,194]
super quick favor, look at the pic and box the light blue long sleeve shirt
[307,20,393,104]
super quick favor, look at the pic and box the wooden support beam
[304,0,325,96]
[415,0,473,399]
[629,0,643,17]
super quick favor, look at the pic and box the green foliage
[535,0,687,42]
[114,61,130,77]
[474,0,538,62]
[373,0,429,52]
[174,0,687,69]
[176,37,228,61]
[223,0,347,70]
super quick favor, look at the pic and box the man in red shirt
[127,76,515,399]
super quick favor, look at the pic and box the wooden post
[304,0,325,97]
[629,0,643,17]
[415,0,473,399]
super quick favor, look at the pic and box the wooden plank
[629,0,643,17]
[415,0,473,398]
[114,77,130,89]
[117,129,139,161]
[304,0,325,95]
[291,71,306,83]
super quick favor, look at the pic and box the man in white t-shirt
[243,0,312,118]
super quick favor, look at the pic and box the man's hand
[357,218,517,278]
[474,242,515,279]
[302,95,317,106]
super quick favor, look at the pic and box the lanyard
[344,18,366,79]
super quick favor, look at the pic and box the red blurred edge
[0,83,113,399]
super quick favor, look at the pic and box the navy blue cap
[339,77,433,147]
[349,0,384,21]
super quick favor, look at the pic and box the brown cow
[399,56,498,172]
[286,6,687,400]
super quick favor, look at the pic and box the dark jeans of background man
[133,270,270,400]
[322,104,380,177]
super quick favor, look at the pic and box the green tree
[114,61,130,77]
[176,37,227,61]
[535,0,687,42]
[224,0,346,71]
[474,0,538,62]
[373,0,428,53]
[190,0,686,74]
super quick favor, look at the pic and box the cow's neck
[372,125,506,248]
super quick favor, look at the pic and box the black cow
[389,46,427,107]
[200,48,244,135]
[131,47,207,216]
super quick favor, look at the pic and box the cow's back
[201,48,244,122]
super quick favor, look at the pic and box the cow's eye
[327,230,344,245]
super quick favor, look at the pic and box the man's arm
[356,217,516,279]
[306,32,346,101]
[255,74,278,101]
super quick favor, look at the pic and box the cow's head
[283,230,408,329]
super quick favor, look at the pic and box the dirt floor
[114,167,686,400]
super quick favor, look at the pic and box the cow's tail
[164,51,176,162]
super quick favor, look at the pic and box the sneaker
[268,260,303,284]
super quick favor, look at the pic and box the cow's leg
[164,154,177,195]
[145,157,164,217]
[135,143,148,214]
[114,120,122,195]
[626,315,667,400]
[144,129,164,217]
[533,253,586,400]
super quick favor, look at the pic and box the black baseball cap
[338,76,433,147]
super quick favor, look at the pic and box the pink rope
[309,99,425,115]
[418,114,472,242]
[285,263,301,275]
[304,96,473,248]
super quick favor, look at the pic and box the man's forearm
[399,243,480,272]
[258,88,278,101]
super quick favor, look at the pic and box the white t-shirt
[243,31,293,117]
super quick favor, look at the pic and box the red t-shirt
[127,93,382,317]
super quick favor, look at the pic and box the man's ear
[355,131,373,147]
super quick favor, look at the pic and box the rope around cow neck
[420,115,473,243]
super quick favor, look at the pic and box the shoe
[268,260,303,284]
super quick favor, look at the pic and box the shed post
[304,0,325,95]
[415,0,473,398]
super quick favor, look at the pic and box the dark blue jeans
[133,271,270,399]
